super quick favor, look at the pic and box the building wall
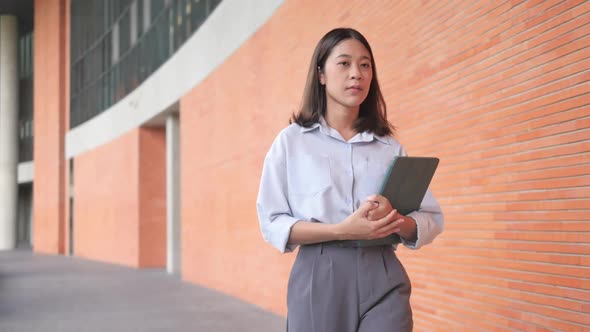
[61,0,281,269]
[32,0,68,254]
[73,127,166,268]
[180,0,590,330]
[64,0,282,159]
[73,129,140,266]
[138,127,167,267]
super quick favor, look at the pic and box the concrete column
[166,114,181,275]
[0,16,19,250]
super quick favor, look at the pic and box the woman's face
[319,38,373,113]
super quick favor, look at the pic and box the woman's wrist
[398,216,417,242]
[332,223,348,241]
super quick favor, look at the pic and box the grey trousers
[287,243,413,332]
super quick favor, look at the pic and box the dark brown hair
[290,28,394,136]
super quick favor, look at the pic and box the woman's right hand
[337,201,405,240]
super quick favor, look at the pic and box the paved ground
[0,250,285,331]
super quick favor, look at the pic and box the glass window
[151,0,165,21]
[70,0,223,127]
[191,0,206,33]
[119,11,131,56]
[137,0,144,38]
[25,35,30,77]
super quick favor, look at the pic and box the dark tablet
[379,156,439,216]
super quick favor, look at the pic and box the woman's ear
[318,66,325,85]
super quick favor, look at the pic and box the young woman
[257,28,444,332]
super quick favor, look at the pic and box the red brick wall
[33,0,68,254]
[180,0,590,330]
[138,127,167,267]
[73,128,166,268]
[73,130,140,266]
[387,1,590,330]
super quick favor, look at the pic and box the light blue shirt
[257,117,444,253]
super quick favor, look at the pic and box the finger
[365,195,379,205]
[367,205,391,222]
[357,200,378,215]
[367,205,386,219]
[375,217,403,233]
[366,194,384,204]
[374,218,404,237]
[371,209,398,229]
[392,211,405,220]
[367,202,383,215]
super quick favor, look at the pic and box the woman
[257,28,444,332]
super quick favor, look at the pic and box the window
[70,0,223,127]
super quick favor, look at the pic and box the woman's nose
[350,66,361,79]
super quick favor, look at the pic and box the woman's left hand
[365,194,394,221]
[365,194,418,241]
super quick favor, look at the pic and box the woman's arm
[257,133,301,253]
[288,201,404,245]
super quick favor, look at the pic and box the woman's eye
[361,63,371,68]
[338,61,349,66]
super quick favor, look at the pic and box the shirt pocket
[288,154,331,197]
[360,158,390,198]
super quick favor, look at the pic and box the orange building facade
[16,0,590,330]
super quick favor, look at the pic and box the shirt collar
[300,122,320,133]
[352,130,391,144]
[300,116,391,145]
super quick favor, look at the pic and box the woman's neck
[324,105,359,141]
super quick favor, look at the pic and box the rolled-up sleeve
[404,189,444,249]
[256,133,300,253]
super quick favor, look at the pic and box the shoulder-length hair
[290,28,394,136]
